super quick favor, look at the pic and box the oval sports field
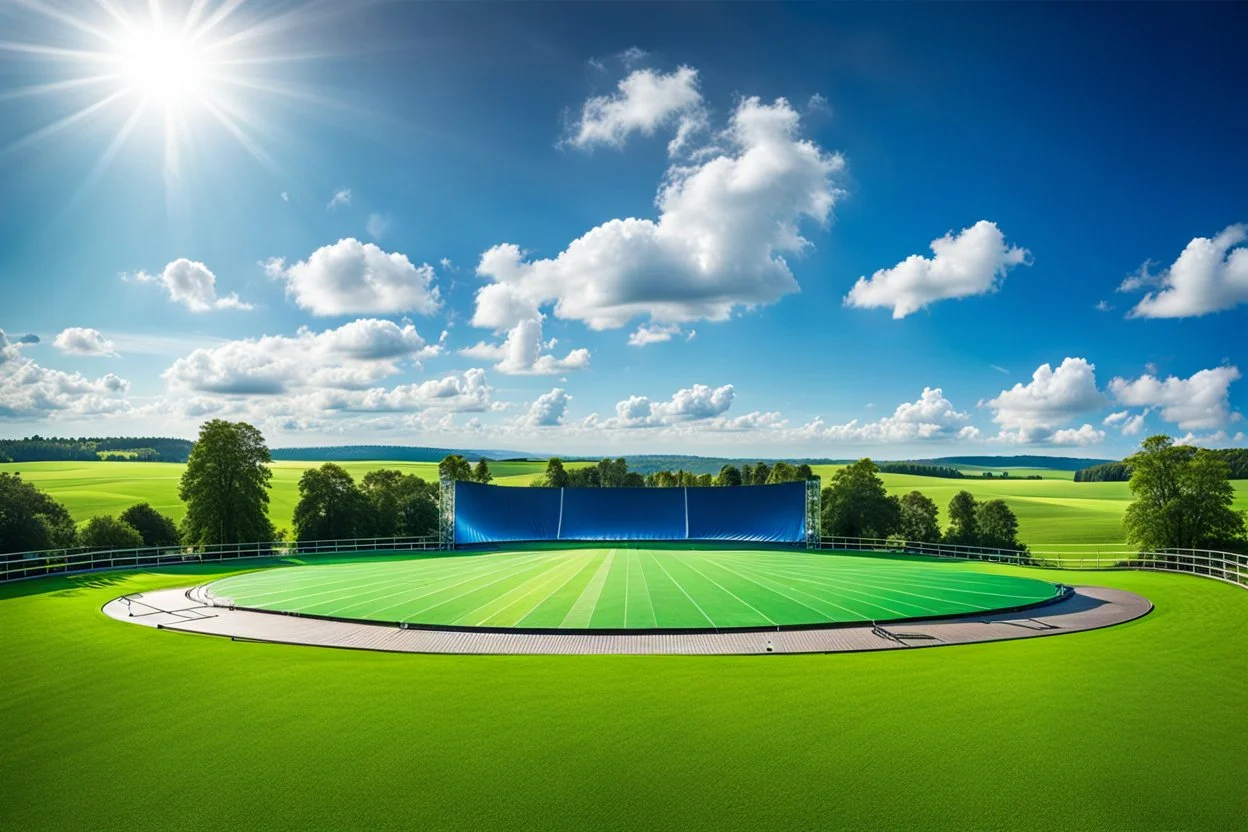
[203,547,1066,632]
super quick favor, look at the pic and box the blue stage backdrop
[453,481,806,545]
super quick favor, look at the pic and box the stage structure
[440,479,821,549]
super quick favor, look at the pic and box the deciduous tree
[0,473,78,553]
[119,503,180,547]
[897,491,941,543]
[292,463,371,542]
[820,458,900,539]
[1123,435,1245,550]
[178,420,274,545]
[80,515,144,550]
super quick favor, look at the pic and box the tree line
[0,436,194,463]
[1075,448,1248,482]
[523,457,816,488]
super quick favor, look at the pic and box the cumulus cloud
[163,319,441,396]
[627,323,683,346]
[807,387,972,442]
[844,221,1030,318]
[0,330,131,420]
[459,316,590,375]
[1052,424,1105,446]
[605,383,735,428]
[1122,224,1248,318]
[1104,409,1148,436]
[1173,430,1229,448]
[1108,366,1241,430]
[130,259,252,312]
[474,95,843,341]
[331,368,496,413]
[985,357,1107,443]
[565,65,705,156]
[520,388,571,427]
[52,327,117,357]
[265,238,441,317]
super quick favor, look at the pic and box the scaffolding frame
[438,475,456,550]
[805,477,822,549]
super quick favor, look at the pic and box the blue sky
[1,1,1245,457]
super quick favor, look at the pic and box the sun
[0,0,344,205]
[115,28,208,110]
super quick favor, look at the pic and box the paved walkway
[102,584,1151,655]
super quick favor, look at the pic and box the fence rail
[818,536,1248,590]
[1,534,1245,590]
[0,536,440,583]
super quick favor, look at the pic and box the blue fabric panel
[686,481,806,542]
[558,487,687,540]
[453,481,561,545]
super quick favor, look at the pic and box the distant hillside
[270,445,532,463]
[908,455,1115,471]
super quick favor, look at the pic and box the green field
[1,558,1245,830]
[204,548,1062,629]
[4,459,1247,548]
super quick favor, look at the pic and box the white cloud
[130,258,252,312]
[333,368,496,413]
[812,387,972,442]
[163,319,441,396]
[327,188,352,210]
[985,357,1107,443]
[1095,300,1114,312]
[1173,430,1229,448]
[52,327,117,357]
[366,213,391,240]
[1104,409,1148,436]
[265,238,441,317]
[474,95,844,340]
[280,191,289,202]
[1122,225,1248,318]
[566,65,705,156]
[844,221,1030,318]
[627,323,683,346]
[1052,424,1105,446]
[520,388,570,427]
[0,330,131,420]
[460,316,590,375]
[1108,366,1241,430]
[606,383,735,428]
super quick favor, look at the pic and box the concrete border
[104,584,1151,655]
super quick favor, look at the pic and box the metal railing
[818,536,1248,590]
[0,535,440,583]
[1,533,1244,591]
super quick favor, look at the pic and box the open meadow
[3,459,1247,549]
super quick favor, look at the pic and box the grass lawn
[0,558,1244,831]
[4,460,1247,548]
[203,548,1062,629]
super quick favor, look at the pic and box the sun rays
[0,0,340,206]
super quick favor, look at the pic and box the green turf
[4,459,1247,547]
[204,548,1063,629]
[1,559,1245,831]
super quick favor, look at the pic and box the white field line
[343,552,572,620]
[665,556,778,626]
[644,552,716,628]
[723,560,919,619]
[634,550,657,628]
[694,555,850,621]
[489,553,607,629]
[455,555,593,627]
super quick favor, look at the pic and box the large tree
[541,457,569,488]
[0,473,78,553]
[945,491,979,544]
[79,515,144,550]
[767,461,797,484]
[178,419,274,545]
[716,465,743,487]
[597,458,629,488]
[976,499,1024,550]
[438,454,474,483]
[292,463,371,542]
[472,459,493,484]
[820,458,900,539]
[751,462,771,486]
[897,491,941,543]
[361,469,439,537]
[1123,435,1245,551]
[119,503,180,547]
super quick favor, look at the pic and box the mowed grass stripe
[624,551,658,629]
[640,551,716,628]
[588,550,632,629]
[457,555,593,627]
[517,551,609,628]
[559,549,617,628]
